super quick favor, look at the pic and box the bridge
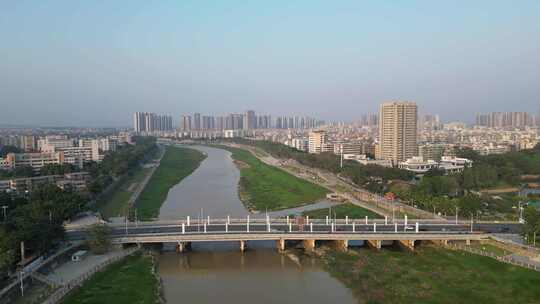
[66,216,515,252]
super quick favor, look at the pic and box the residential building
[378,101,418,165]
[308,130,328,154]
[243,110,257,130]
[5,152,65,171]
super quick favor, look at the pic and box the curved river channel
[157,145,356,303]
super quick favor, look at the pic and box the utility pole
[470,214,473,233]
[518,201,524,223]
[455,206,459,225]
[20,270,24,296]
[340,144,343,169]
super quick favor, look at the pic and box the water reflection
[159,250,356,304]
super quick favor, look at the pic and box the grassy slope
[63,253,157,304]
[324,247,540,304]
[136,146,206,220]
[303,203,383,219]
[222,146,329,211]
[97,167,151,219]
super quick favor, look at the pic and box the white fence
[448,243,540,272]
[42,248,139,304]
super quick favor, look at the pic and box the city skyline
[1,1,540,127]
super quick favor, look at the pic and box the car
[404,226,415,231]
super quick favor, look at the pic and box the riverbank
[218,145,329,211]
[62,252,159,304]
[94,147,161,219]
[136,146,206,220]
[319,246,540,303]
[303,203,383,219]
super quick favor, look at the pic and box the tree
[86,224,111,254]
[0,227,16,278]
[0,145,22,158]
[523,206,540,245]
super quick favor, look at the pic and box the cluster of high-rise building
[0,135,38,152]
[132,109,326,136]
[176,111,322,132]
[133,112,174,133]
[475,112,538,128]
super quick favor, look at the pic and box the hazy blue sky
[1,1,539,127]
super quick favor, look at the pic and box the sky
[1,1,539,127]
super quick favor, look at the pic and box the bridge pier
[240,240,246,252]
[277,239,286,252]
[397,239,415,251]
[366,240,381,250]
[335,240,348,251]
[466,239,471,246]
[303,239,315,252]
[176,241,189,253]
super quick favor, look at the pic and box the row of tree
[0,185,86,278]
[85,136,157,196]
[225,138,414,187]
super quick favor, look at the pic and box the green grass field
[63,253,157,304]
[324,247,540,304]
[220,146,329,211]
[303,203,383,219]
[136,146,206,220]
[96,167,151,219]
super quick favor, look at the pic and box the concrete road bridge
[66,216,518,252]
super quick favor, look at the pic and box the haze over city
[2,1,540,127]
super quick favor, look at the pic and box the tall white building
[378,101,418,165]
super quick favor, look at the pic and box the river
[157,145,356,303]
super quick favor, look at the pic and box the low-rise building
[399,156,473,175]
[1,172,90,193]
[398,157,439,174]
[5,152,65,171]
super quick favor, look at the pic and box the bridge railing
[86,217,484,227]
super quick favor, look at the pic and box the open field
[219,146,330,211]
[136,146,206,220]
[303,203,383,219]
[323,246,540,304]
[63,253,157,304]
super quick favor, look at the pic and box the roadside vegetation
[135,146,206,220]
[225,139,540,221]
[0,185,86,278]
[95,166,152,219]
[390,145,540,220]
[224,138,413,194]
[0,137,158,279]
[85,136,158,197]
[323,246,540,303]
[63,252,158,304]
[218,145,329,211]
[303,203,382,219]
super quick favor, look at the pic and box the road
[65,220,521,241]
